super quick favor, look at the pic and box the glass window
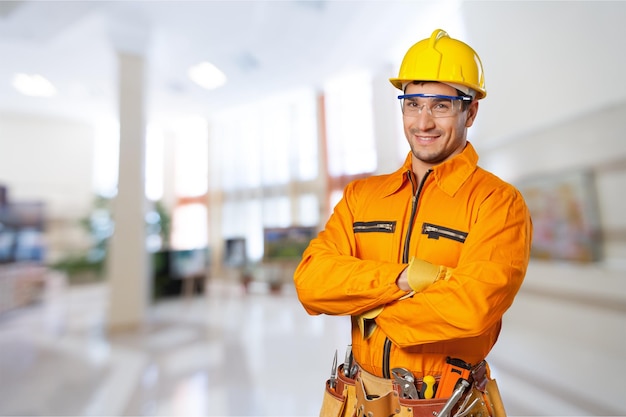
[324,72,377,176]
[260,103,290,185]
[171,203,208,250]
[210,88,319,261]
[263,196,291,228]
[167,116,210,251]
[173,117,209,197]
[292,99,319,181]
[222,198,263,262]
[298,193,320,227]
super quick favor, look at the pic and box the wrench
[391,368,420,399]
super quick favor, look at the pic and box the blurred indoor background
[0,1,625,416]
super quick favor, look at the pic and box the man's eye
[433,102,451,111]
[406,100,418,108]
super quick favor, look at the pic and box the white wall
[0,112,95,216]
[0,113,96,258]
[480,100,626,264]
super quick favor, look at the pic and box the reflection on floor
[0,262,625,416]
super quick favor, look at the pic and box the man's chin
[411,150,444,165]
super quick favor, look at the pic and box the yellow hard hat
[390,29,487,99]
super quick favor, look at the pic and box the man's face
[402,82,478,176]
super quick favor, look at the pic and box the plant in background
[50,196,112,283]
[51,197,172,284]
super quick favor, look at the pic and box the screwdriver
[420,375,436,399]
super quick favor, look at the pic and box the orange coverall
[294,142,532,379]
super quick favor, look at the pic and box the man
[294,29,532,417]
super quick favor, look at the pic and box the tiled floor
[0,276,351,417]
[0,264,624,416]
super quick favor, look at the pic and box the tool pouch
[320,380,347,417]
[397,397,451,417]
[321,368,455,417]
[483,378,506,417]
[354,373,401,417]
[354,368,449,417]
[320,365,357,417]
[468,360,507,417]
[462,380,505,417]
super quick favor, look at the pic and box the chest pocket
[418,223,467,261]
[353,221,397,261]
[353,221,396,233]
[422,222,467,243]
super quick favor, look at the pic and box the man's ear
[465,101,479,128]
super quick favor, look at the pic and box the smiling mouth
[416,135,439,142]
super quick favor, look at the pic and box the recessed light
[12,73,57,97]
[188,62,227,90]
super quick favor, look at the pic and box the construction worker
[294,29,532,417]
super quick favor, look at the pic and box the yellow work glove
[406,257,454,292]
[356,305,384,340]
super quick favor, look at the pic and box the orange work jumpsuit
[294,142,532,379]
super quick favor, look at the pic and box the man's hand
[357,259,454,339]
[396,257,454,292]
[396,267,411,291]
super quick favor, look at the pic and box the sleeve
[375,186,533,347]
[293,181,408,316]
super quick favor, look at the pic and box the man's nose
[412,108,436,129]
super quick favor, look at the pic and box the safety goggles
[398,93,472,118]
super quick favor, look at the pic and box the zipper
[382,169,431,379]
[422,223,468,243]
[353,221,396,233]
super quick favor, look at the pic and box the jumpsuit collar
[382,142,479,198]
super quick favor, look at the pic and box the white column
[106,20,150,330]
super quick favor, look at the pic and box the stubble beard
[409,143,448,166]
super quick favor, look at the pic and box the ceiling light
[12,73,57,97]
[188,62,227,90]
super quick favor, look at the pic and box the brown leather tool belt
[326,364,447,417]
[323,360,501,417]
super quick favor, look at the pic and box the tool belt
[320,360,506,417]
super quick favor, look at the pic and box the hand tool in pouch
[343,345,353,378]
[436,378,470,417]
[420,375,437,399]
[435,357,471,398]
[391,368,420,399]
[329,350,338,389]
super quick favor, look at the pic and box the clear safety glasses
[398,93,472,118]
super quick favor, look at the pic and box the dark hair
[456,89,473,110]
